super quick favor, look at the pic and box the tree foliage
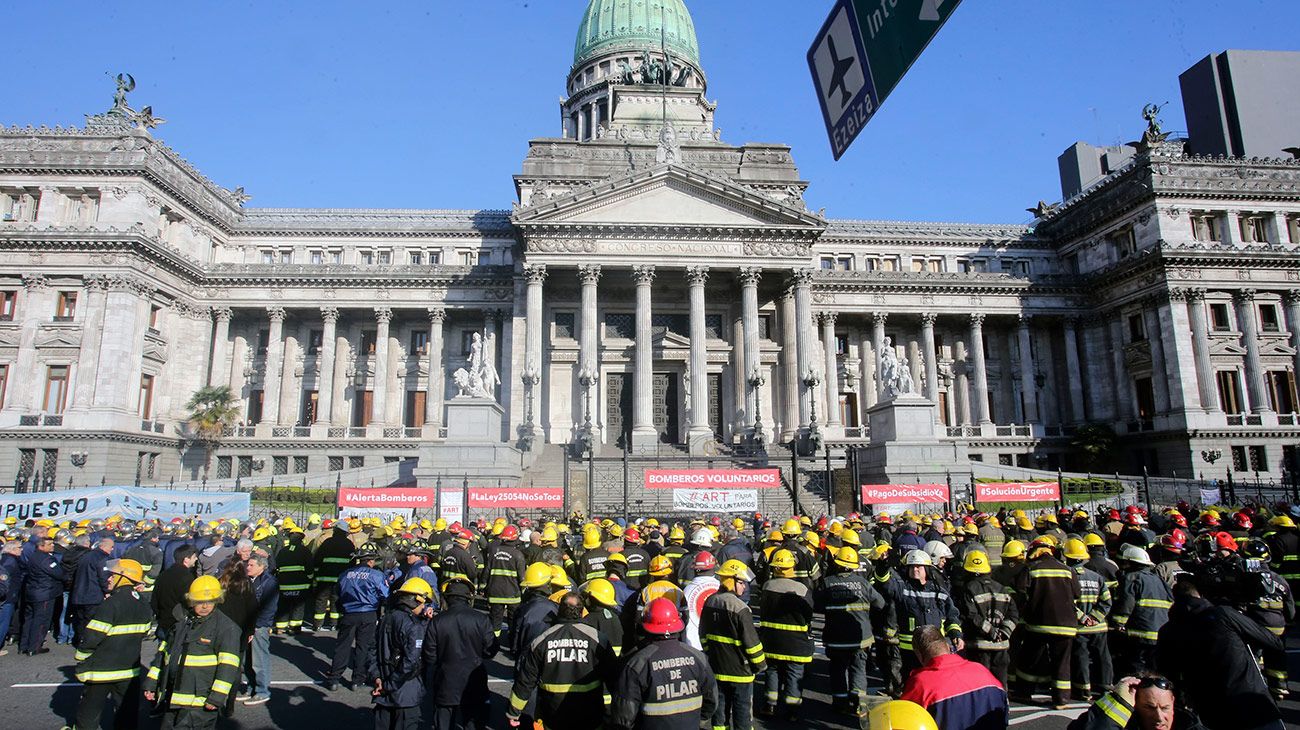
[185,385,241,477]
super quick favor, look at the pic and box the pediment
[514,164,825,230]
[1209,340,1247,357]
[35,329,82,350]
[654,330,692,349]
[1260,341,1296,357]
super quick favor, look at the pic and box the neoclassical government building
[1,0,1298,489]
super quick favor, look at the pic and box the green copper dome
[573,0,701,69]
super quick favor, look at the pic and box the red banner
[467,487,564,509]
[337,488,436,510]
[975,481,1061,503]
[861,484,950,505]
[645,469,781,489]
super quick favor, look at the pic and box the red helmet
[878,514,892,524]
[1125,513,1145,526]
[816,516,829,530]
[641,597,685,635]
[1233,513,1252,530]
[1200,513,1220,527]
[1108,509,1121,521]
[1170,514,1188,528]
[449,521,463,533]
[624,527,642,544]
[322,519,335,530]
[1158,533,1185,553]
[501,526,519,541]
[709,516,722,527]
[1213,532,1238,552]
[693,551,716,571]
[753,512,762,520]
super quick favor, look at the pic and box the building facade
[1,0,1298,489]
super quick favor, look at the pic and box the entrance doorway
[605,373,632,448]
[653,373,679,444]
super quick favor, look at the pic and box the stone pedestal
[859,394,970,489]
[414,397,524,487]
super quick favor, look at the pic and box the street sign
[809,0,963,159]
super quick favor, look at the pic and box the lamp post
[1201,449,1225,504]
[748,366,767,449]
[520,360,540,451]
[576,366,596,456]
[804,368,823,454]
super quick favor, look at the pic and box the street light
[520,360,540,451]
[576,365,597,455]
[748,366,767,448]
[1201,449,1227,504]
[803,368,823,453]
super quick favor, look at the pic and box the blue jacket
[402,562,441,613]
[901,653,1008,730]
[0,553,25,605]
[251,572,279,629]
[338,565,389,614]
[72,548,113,606]
[23,550,64,602]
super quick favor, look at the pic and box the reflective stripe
[643,695,704,716]
[1137,599,1172,609]
[826,641,872,649]
[540,680,601,693]
[487,596,521,605]
[510,693,528,712]
[1096,693,1131,727]
[170,693,208,707]
[218,651,241,667]
[490,569,519,577]
[75,649,92,661]
[86,620,114,634]
[322,557,350,564]
[764,652,813,663]
[1127,629,1159,641]
[76,667,141,683]
[758,621,809,632]
[704,634,742,646]
[1029,569,1074,579]
[746,643,765,656]
[184,655,219,668]
[146,666,160,680]
[87,622,151,637]
[211,679,233,695]
[825,603,871,612]
[1026,624,1078,637]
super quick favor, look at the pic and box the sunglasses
[1137,677,1173,691]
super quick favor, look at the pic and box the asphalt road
[4,626,1298,729]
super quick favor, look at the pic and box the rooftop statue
[1141,102,1170,146]
[879,337,916,400]
[112,73,135,112]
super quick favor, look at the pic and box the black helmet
[1242,539,1270,562]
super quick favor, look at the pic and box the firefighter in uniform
[511,563,564,664]
[1110,543,1172,677]
[1242,540,1295,700]
[1063,538,1112,700]
[576,525,612,583]
[273,526,312,634]
[440,529,481,588]
[790,531,821,592]
[819,546,886,716]
[311,522,356,631]
[508,592,616,729]
[326,545,390,691]
[622,528,651,590]
[582,578,626,657]
[67,559,152,730]
[955,549,1017,689]
[662,526,691,570]
[611,597,718,730]
[757,549,814,719]
[142,575,242,730]
[370,577,434,730]
[486,525,527,639]
[122,529,163,601]
[1083,533,1120,594]
[1265,515,1300,595]
[1012,538,1081,709]
[700,560,765,730]
[878,549,964,691]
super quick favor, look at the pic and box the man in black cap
[423,576,499,730]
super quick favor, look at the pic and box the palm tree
[185,385,241,478]
[1071,422,1117,471]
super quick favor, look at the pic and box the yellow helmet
[804,530,820,548]
[582,525,603,550]
[433,518,448,531]
[307,513,322,525]
[492,522,505,536]
[645,518,660,528]
[609,524,624,539]
[398,577,434,602]
[549,565,572,588]
[253,527,271,542]
[107,559,145,589]
[962,550,991,575]
[716,559,756,582]
[668,526,686,543]
[829,521,844,536]
[962,523,979,536]
[799,516,812,527]
[1013,509,1027,519]
[766,529,785,543]
[870,543,890,561]
[1083,532,1106,548]
[541,527,559,546]
[781,518,802,536]
[732,518,746,529]
[1001,540,1027,559]
[1016,517,1033,531]
[769,549,797,573]
[521,562,553,589]
[186,575,224,603]
[832,546,859,570]
[584,578,617,607]
[868,700,939,730]
[840,529,861,548]
[1270,515,1297,529]
[649,555,674,577]
[1063,538,1090,561]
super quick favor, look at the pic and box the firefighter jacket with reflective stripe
[486,544,527,605]
[1246,569,1295,636]
[956,575,1018,651]
[274,541,312,593]
[610,637,718,730]
[758,577,814,663]
[699,590,766,683]
[979,525,1006,567]
[143,605,242,710]
[1071,564,1111,634]
[1014,556,1081,638]
[508,619,616,727]
[817,571,885,650]
[123,541,162,592]
[511,590,559,661]
[75,586,154,683]
[879,570,963,651]
[1266,528,1300,583]
[791,545,820,591]
[577,546,612,584]
[583,605,625,656]
[371,604,428,709]
[1110,566,1171,643]
[312,532,355,585]
[622,545,651,589]
[338,565,389,614]
[440,544,479,586]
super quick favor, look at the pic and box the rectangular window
[1114,227,1138,258]
[328,455,344,472]
[956,259,971,274]
[330,250,343,264]
[1191,213,1221,242]
[257,329,270,356]
[0,290,15,321]
[138,374,154,418]
[44,365,69,414]
[361,330,377,355]
[604,313,634,339]
[1289,215,1300,244]
[279,250,292,264]
[409,251,423,265]
[820,257,835,270]
[864,257,881,272]
[427,251,440,265]
[758,314,772,341]
[835,334,848,354]
[970,259,988,273]
[354,391,373,426]
[293,455,309,474]
[1259,304,1281,332]
[247,390,264,423]
[148,305,161,330]
[310,250,324,265]
[1209,302,1231,331]
[911,258,925,273]
[410,330,429,355]
[929,258,944,273]
[308,329,323,355]
[377,249,391,265]
[1134,377,1156,421]
[460,251,478,266]
[55,291,77,320]
[705,314,725,340]
[348,455,365,469]
[261,250,275,264]
[1241,215,1268,243]
[301,389,319,425]
[880,257,899,272]
[1014,260,1030,276]
[554,312,575,339]
[1217,370,1244,414]
[360,250,374,265]
[1268,370,1297,414]
[405,390,426,428]
[1248,445,1268,472]
[1128,314,1145,342]
[272,456,288,476]
[837,256,854,271]
[0,364,6,408]
[216,455,233,479]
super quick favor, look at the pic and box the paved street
[3,625,1298,730]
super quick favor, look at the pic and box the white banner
[1199,487,1222,506]
[0,486,250,522]
[671,489,758,513]
[439,490,464,524]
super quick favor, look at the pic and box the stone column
[1016,315,1039,424]
[371,307,392,425]
[316,307,339,425]
[687,266,711,442]
[425,308,445,428]
[208,306,232,389]
[1286,291,1300,406]
[779,289,799,441]
[871,312,887,400]
[578,265,600,428]
[5,276,52,419]
[1185,291,1217,412]
[261,307,285,424]
[920,313,939,405]
[739,268,762,432]
[523,265,547,433]
[71,276,108,410]
[817,312,840,426]
[953,341,971,426]
[1109,313,1134,421]
[1223,211,1242,246]
[969,314,991,425]
[858,328,876,413]
[1235,289,1272,413]
[1140,305,1171,414]
[793,269,815,430]
[1062,317,1087,422]
[631,265,657,446]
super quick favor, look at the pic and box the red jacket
[901,653,1008,730]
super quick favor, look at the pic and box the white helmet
[902,549,934,567]
[690,527,714,548]
[1119,543,1154,567]
[923,540,953,561]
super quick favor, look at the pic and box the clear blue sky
[7,1,1297,224]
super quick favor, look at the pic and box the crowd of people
[0,499,1296,730]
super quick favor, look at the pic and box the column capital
[1283,289,1300,306]
[1017,313,1034,328]
[319,306,339,324]
[969,313,986,328]
[1184,287,1206,303]
[22,273,48,291]
[212,306,233,323]
[817,311,837,326]
[427,306,446,324]
[1233,288,1257,304]
[870,311,888,326]
[83,274,110,292]
[374,306,393,324]
[485,308,506,324]
[267,306,286,323]
[919,312,937,327]
[1062,315,1081,329]
[737,267,762,286]
[791,268,815,287]
[578,264,602,285]
[633,264,657,284]
[524,264,548,284]
[685,266,710,286]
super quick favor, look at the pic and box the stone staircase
[520,444,570,488]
